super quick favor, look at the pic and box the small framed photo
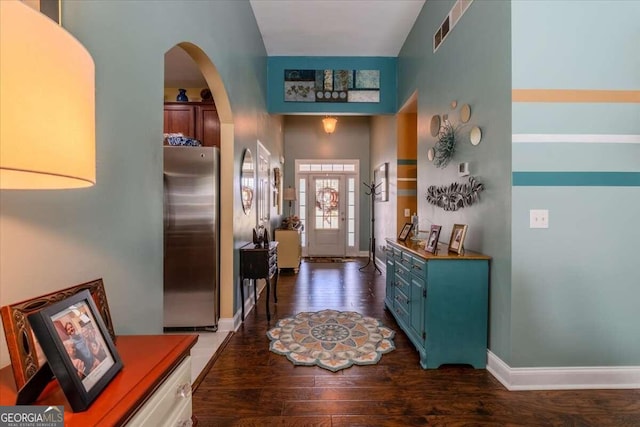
[27,290,123,412]
[448,224,468,254]
[425,225,442,253]
[398,222,413,242]
[0,278,115,391]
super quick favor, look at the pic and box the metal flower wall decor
[426,176,484,211]
[433,120,457,168]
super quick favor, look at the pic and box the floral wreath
[315,187,339,214]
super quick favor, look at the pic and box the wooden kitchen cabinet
[164,101,220,148]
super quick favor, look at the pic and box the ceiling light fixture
[322,116,338,134]
[0,1,96,189]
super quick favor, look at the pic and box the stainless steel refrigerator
[163,146,219,331]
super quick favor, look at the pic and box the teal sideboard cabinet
[385,238,490,369]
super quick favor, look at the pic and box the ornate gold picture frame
[1,278,115,390]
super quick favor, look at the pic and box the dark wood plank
[192,260,640,426]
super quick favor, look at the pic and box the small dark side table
[239,241,278,321]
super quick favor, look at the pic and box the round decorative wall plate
[470,126,482,146]
[427,147,435,161]
[430,115,441,137]
[460,104,471,123]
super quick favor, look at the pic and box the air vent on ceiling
[433,0,474,52]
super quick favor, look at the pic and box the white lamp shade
[322,117,337,134]
[283,187,297,201]
[0,0,95,189]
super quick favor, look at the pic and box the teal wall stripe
[398,189,417,196]
[513,172,640,187]
[397,159,417,165]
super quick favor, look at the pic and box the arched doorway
[163,43,235,330]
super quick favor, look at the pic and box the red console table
[0,334,197,426]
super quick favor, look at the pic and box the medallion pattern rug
[267,309,395,372]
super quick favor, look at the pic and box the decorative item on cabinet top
[398,222,413,242]
[200,88,212,101]
[176,88,188,102]
[26,290,123,412]
[0,278,115,391]
[448,224,468,254]
[425,225,442,254]
[164,133,202,146]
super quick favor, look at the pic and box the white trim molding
[512,134,640,144]
[487,350,640,390]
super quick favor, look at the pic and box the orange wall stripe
[512,89,640,103]
[397,164,417,179]
[398,180,417,190]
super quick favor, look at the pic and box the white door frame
[256,141,270,227]
[294,159,360,258]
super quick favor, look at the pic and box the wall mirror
[460,104,471,123]
[241,148,254,214]
[470,126,482,146]
[430,115,441,137]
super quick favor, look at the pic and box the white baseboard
[487,350,640,390]
[216,316,236,332]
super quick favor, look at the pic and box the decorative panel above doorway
[284,69,380,103]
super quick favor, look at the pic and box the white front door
[307,175,346,257]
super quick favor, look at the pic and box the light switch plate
[530,209,549,228]
[404,208,411,217]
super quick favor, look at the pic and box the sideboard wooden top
[386,238,491,261]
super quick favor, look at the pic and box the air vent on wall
[433,0,474,52]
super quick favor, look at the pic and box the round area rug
[266,309,395,372]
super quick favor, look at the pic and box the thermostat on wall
[458,162,469,177]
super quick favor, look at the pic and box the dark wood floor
[193,260,640,426]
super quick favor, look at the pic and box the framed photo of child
[398,223,413,242]
[448,224,468,254]
[27,290,123,412]
[425,225,442,253]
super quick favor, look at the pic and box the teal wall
[0,0,279,363]
[268,57,397,114]
[398,0,513,362]
[511,1,640,366]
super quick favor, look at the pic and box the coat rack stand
[359,181,382,274]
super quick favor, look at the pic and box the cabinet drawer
[395,262,411,283]
[386,257,394,268]
[394,274,410,296]
[393,294,409,322]
[394,287,409,307]
[126,356,192,427]
[397,252,411,268]
[411,256,427,277]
